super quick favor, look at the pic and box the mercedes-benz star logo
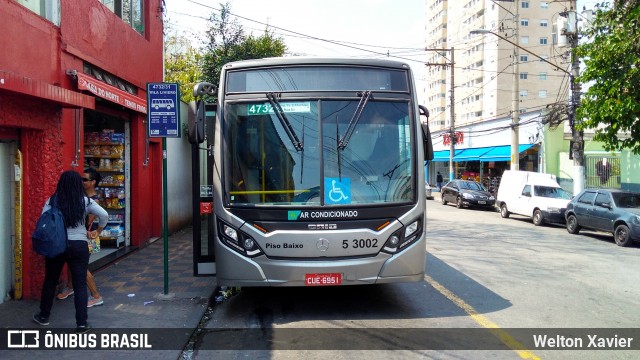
[317,238,330,252]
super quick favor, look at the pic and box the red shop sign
[77,72,147,114]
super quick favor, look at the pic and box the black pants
[39,240,90,326]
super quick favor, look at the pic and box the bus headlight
[217,219,263,258]
[382,217,423,254]
[405,221,419,238]
[223,224,238,241]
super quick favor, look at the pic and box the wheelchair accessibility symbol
[324,178,351,205]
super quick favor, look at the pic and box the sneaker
[76,324,92,334]
[87,297,104,308]
[56,288,74,300]
[32,312,49,326]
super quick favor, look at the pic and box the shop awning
[453,147,494,162]
[0,70,95,109]
[432,149,465,162]
[479,144,536,162]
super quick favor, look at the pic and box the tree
[201,2,286,101]
[164,34,204,104]
[575,1,640,154]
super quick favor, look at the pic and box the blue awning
[432,149,465,161]
[432,144,536,162]
[479,144,536,162]
[453,147,495,162]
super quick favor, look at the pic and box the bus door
[189,101,217,276]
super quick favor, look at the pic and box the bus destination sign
[247,102,311,116]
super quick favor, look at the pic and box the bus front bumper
[215,235,426,287]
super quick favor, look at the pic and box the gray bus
[211,58,433,286]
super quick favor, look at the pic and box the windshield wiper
[338,91,372,150]
[266,92,303,152]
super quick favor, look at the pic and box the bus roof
[222,57,412,71]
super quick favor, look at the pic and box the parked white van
[496,170,573,226]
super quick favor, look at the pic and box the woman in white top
[32,170,108,333]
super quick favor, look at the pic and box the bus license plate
[305,273,342,286]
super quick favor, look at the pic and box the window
[100,0,144,34]
[15,0,60,25]
[541,2,549,9]
[539,72,547,80]
[540,37,548,45]
[578,191,596,205]
[520,55,529,62]
[538,90,547,98]
[520,36,529,45]
[522,185,532,197]
[522,1,530,8]
[595,193,612,207]
[520,72,528,80]
[540,19,549,27]
[521,19,529,26]
[519,90,528,98]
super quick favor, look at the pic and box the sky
[164,0,428,95]
[164,0,605,104]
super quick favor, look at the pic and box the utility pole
[511,1,520,171]
[449,48,456,181]
[425,47,455,181]
[563,1,584,195]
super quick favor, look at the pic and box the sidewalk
[0,227,216,358]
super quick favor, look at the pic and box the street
[186,197,640,359]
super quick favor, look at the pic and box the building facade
[0,0,164,301]
[424,0,570,184]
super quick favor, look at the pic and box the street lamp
[470,29,570,75]
[470,29,520,171]
[470,29,580,192]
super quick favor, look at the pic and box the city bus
[210,58,433,286]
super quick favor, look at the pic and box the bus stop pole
[162,137,169,295]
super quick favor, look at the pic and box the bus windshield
[224,100,413,206]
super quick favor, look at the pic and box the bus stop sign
[147,82,180,138]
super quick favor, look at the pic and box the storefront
[71,68,160,270]
[428,111,543,189]
[2,0,164,300]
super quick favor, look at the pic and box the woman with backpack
[32,170,108,333]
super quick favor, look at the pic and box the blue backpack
[32,195,68,258]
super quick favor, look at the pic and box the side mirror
[418,105,434,161]
[187,100,205,144]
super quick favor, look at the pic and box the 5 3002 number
[342,239,378,249]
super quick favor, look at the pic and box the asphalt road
[189,197,640,360]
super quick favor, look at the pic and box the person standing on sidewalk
[436,172,443,191]
[56,168,105,307]
[33,170,108,333]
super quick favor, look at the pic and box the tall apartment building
[424,0,570,132]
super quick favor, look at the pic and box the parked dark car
[565,189,640,247]
[441,179,496,209]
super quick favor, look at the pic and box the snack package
[100,129,115,142]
